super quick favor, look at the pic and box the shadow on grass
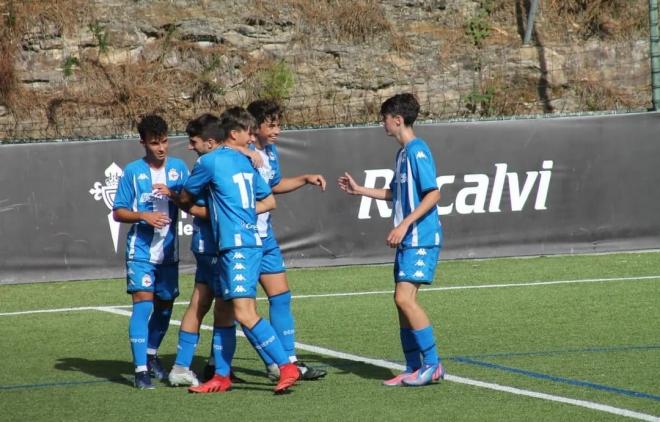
[54,357,134,387]
[294,353,394,381]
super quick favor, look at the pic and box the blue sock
[269,291,296,360]
[412,325,440,366]
[242,324,275,366]
[147,305,172,352]
[400,328,421,372]
[212,326,236,376]
[174,330,199,368]
[129,301,153,368]
[243,319,288,366]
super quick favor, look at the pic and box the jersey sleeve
[112,165,135,211]
[184,156,212,198]
[408,144,438,194]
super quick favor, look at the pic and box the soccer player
[164,113,263,387]
[112,114,190,389]
[177,107,300,394]
[241,99,328,381]
[337,93,445,387]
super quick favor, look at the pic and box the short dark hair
[380,93,420,126]
[185,113,223,142]
[219,106,256,138]
[137,114,168,140]
[247,99,282,125]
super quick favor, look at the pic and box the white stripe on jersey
[406,157,419,246]
[149,167,168,263]
[128,175,139,260]
[234,233,242,247]
[393,150,404,227]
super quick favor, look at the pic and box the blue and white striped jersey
[389,138,442,248]
[251,143,282,238]
[184,146,272,251]
[113,157,189,264]
[190,192,217,255]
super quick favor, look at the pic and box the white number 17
[232,172,255,209]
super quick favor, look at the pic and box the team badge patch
[142,274,153,287]
[168,168,179,181]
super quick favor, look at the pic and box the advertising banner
[1,113,658,284]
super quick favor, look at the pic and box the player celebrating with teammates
[176,107,300,394]
[163,113,263,387]
[112,115,190,389]
[338,93,445,386]
[243,99,327,381]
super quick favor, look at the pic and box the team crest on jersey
[400,173,407,183]
[142,274,153,287]
[168,168,179,181]
[413,270,425,278]
[416,151,428,159]
[89,162,123,253]
[416,249,427,256]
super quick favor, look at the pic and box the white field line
[1,274,659,317]
[95,306,659,422]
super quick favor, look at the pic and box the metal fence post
[523,0,540,45]
[649,0,660,110]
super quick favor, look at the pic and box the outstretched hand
[305,174,327,191]
[337,172,360,195]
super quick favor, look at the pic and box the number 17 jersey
[184,146,272,252]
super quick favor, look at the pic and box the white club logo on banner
[89,162,123,253]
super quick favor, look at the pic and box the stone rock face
[0,0,652,140]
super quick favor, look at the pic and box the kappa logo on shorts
[234,285,247,293]
[413,270,425,278]
[416,249,427,256]
[168,168,180,181]
[142,274,153,287]
[233,263,246,270]
[233,274,246,282]
[233,252,245,259]
[89,162,123,253]
[398,271,406,277]
[415,259,426,267]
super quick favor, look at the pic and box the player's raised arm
[337,172,392,200]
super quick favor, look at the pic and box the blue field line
[450,356,660,402]
[450,344,660,360]
[0,378,124,391]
